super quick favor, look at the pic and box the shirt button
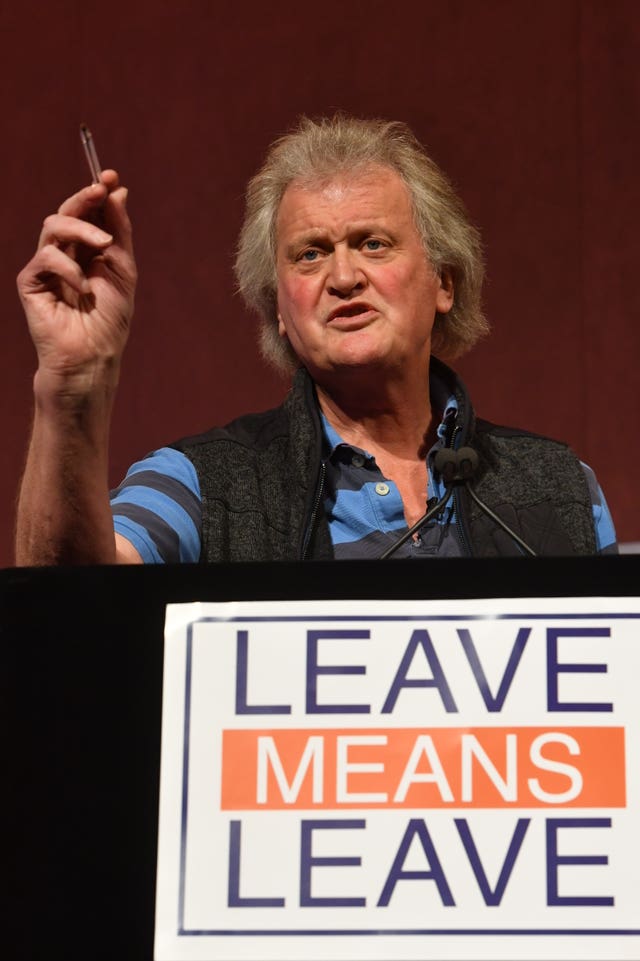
[375,482,390,496]
[352,454,366,468]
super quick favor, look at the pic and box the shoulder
[471,418,589,504]
[171,404,291,453]
[471,419,616,554]
[170,370,317,456]
[472,418,577,471]
[110,447,202,563]
[116,445,201,490]
[474,417,570,447]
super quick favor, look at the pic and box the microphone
[379,448,461,560]
[378,446,537,559]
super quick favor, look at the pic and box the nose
[327,246,365,297]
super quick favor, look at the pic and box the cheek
[277,275,318,322]
[383,260,445,311]
[375,263,416,303]
[379,274,407,299]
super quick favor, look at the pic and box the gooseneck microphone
[378,449,461,561]
[379,446,537,559]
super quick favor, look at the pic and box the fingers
[19,171,136,315]
[99,168,120,191]
[38,214,113,252]
[102,185,134,256]
[26,216,112,301]
[58,180,108,219]
[18,243,93,298]
[54,170,132,256]
[56,168,121,217]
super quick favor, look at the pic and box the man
[15,116,617,565]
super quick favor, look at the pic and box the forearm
[15,368,120,565]
[15,171,137,566]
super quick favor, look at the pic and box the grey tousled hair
[234,114,488,373]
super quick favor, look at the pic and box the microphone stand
[465,485,537,556]
[379,485,454,560]
[378,446,538,560]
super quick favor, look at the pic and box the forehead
[276,165,416,239]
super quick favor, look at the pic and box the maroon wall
[2,0,639,566]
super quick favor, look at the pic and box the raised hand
[17,169,136,393]
[15,170,139,565]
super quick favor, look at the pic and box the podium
[3,557,639,960]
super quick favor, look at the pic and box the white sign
[155,597,640,960]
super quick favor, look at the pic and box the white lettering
[336,735,388,803]
[461,734,517,802]
[256,735,324,803]
[393,735,454,803]
[528,733,583,803]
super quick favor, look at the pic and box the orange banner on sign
[220,726,625,810]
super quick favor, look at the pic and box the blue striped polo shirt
[110,401,617,562]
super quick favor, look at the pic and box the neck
[315,365,435,460]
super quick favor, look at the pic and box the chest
[371,455,429,528]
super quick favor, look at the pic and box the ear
[436,268,454,314]
[277,309,287,339]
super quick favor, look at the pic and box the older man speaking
[15,116,616,564]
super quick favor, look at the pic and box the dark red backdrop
[2,0,639,566]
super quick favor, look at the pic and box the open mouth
[328,303,376,323]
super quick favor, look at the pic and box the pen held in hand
[80,124,102,184]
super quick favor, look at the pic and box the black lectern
[3,557,638,960]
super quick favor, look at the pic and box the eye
[363,238,385,252]
[299,248,320,262]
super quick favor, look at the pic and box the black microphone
[378,446,538,559]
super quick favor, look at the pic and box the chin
[329,334,391,369]
[319,357,399,385]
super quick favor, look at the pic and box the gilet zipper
[301,461,326,560]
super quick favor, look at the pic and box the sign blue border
[176,611,640,938]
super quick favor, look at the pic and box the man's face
[275,165,453,384]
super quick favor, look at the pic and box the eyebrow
[283,222,395,252]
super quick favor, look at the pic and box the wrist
[33,358,121,413]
